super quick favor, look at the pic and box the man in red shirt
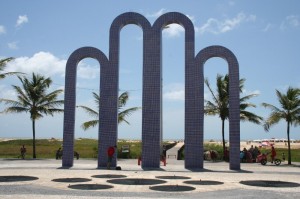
[107,145,116,169]
[271,145,276,163]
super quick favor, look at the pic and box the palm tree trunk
[32,119,36,159]
[222,119,225,160]
[287,121,291,165]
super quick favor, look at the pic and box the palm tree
[0,57,23,80]
[0,73,64,158]
[205,74,263,158]
[262,87,300,165]
[77,91,140,130]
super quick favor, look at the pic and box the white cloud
[162,15,195,38]
[16,15,29,27]
[164,89,184,101]
[146,8,167,18]
[146,10,195,38]
[163,24,184,37]
[8,41,19,50]
[163,83,184,101]
[280,15,300,30]
[5,51,99,79]
[77,62,99,79]
[0,25,5,34]
[197,12,256,34]
[286,15,300,27]
[6,52,66,76]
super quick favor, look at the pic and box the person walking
[107,145,116,169]
[20,145,26,159]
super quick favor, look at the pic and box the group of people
[240,145,261,162]
[240,145,277,163]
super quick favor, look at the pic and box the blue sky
[0,0,300,141]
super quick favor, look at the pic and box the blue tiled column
[195,45,240,170]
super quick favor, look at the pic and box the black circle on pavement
[68,184,113,190]
[91,174,127,179]
[149,185,195,192]
[184,180,224,185]
[107,178,166,185]
[240,180,300,188]
[52,178,91,183]
[0,175,39,182]
[156,175,191,180]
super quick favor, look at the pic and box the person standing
[56,148,62,159]
[271,145,276,163]
[20,145,26,159]
[107,145,116,169]
[224,147,229,162]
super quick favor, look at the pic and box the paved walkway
[0,158,299,198]
[166,142,184,159]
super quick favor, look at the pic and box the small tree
[0,73,64,158]
[77,91,140,130]
[205,74,263,158]
[262,87,300,165]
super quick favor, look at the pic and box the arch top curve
[66,46,109,67]
[195,45,238,67]
[110,12,151,33]
[153,12,195,34]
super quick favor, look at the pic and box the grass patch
[259,148,300,162]
[0,139,142,159]
[1,139,299,162]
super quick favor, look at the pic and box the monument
[62,12,240,170]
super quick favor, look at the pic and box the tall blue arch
[62,12,241,170]
[195,45,240,170]
[62,47,108,167]
[97,12,151,167]
[147,12,200,168]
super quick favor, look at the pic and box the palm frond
[261,103,282,113]
[81,120,99,130]
[118,91,129,107]
[0,57,14,68]
[204,100,219,115]
[77,105,98,118]
[118,107,141,124]
[240,102,256,110]
[2,106,28,113]
[92,92,100,105]
[240,110,263,124]
[240,93,258,103]
[204,78,219,105]
[263,112,283,131]
[0,98,24,107]
[239,78,246,92]
[78,91,139,130]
